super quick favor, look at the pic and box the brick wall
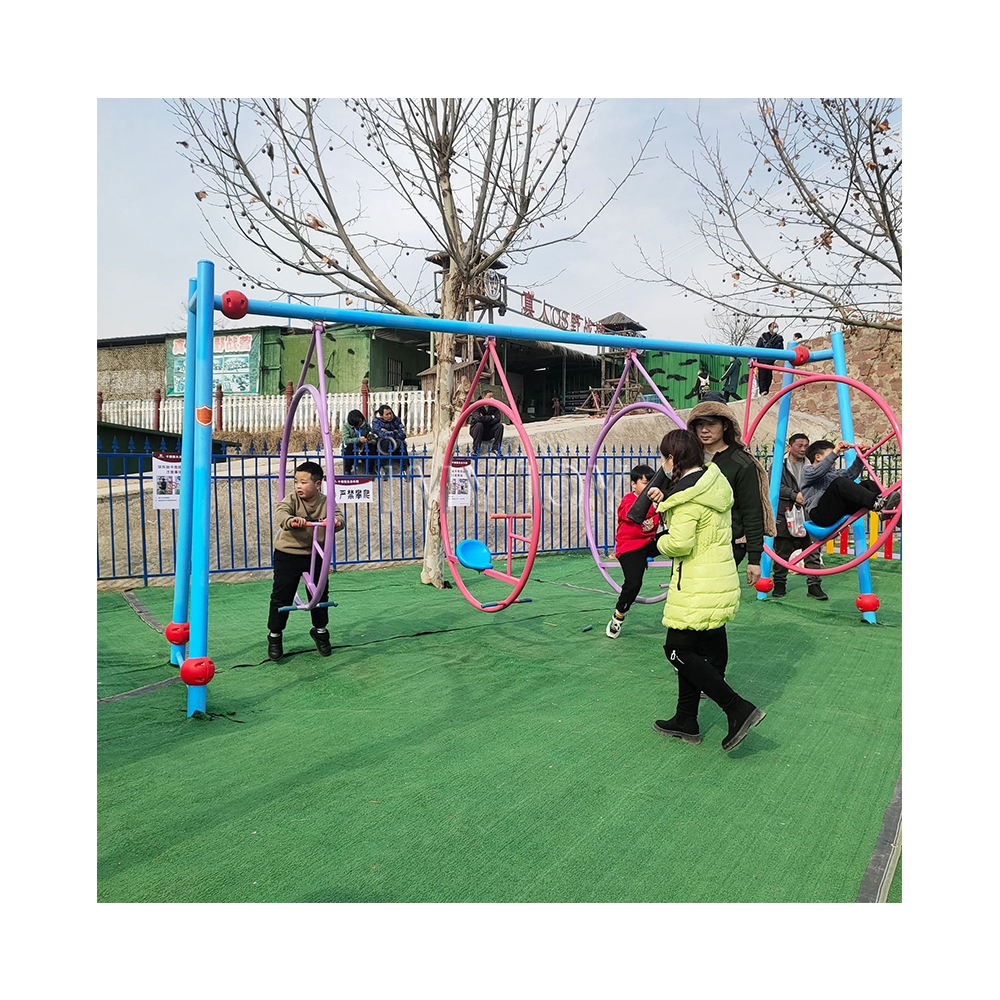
[788,326,902,439]
[97,343,166,400]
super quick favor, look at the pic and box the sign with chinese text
[334,477,374,504]
[448,459,472,507]
[152,452,181,510]
[166,332,261,396]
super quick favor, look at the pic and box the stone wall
[786,326,902,439]
[97,343,166,400]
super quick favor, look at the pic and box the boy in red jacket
[607,465,660,638]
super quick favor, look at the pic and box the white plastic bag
[786,505,807,538]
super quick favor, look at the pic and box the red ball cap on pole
[220,290,249,320]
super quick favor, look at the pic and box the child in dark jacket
[802,440,900,529]
[606,465,661,638]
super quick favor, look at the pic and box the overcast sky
[97,98,765,345]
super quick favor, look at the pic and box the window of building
[387,357,403,388]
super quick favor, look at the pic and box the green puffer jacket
[655,463,741,631]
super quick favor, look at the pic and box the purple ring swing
[582,348,685,603]
[276,320,340,613]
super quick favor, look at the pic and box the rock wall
[789,326,902,438]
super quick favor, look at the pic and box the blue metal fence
[98,435,902,584]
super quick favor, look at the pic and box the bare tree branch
[628,98,902,334]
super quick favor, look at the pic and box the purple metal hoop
[276,323,337,610]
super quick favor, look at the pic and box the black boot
[771,581,786,597]
[722,697,766,752]
[653,716,702,745]
[268,632,283,662]
[310,627,332,656]
[808,583,828,601]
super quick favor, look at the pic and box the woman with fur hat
[646,428,766,752]
[686,400,775,586]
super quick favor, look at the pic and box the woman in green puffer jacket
[646,428,766,753]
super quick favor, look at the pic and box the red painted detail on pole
[755,577,774,593]
[153,387,162,431]
[215,383,223,431]
[884,532,892,559]
[361,377,369,420]
[195,405,212,426]
[839,528,849,555]
[792,345,811,366]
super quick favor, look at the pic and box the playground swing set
[165,260,902,716]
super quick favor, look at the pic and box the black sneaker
[722,699,766,752]
[267,633,283,662]
[874,489,901,515]
[310,627,332,656]
[653,717,702,745]
[807,585,829,601]
[771,583,786,598]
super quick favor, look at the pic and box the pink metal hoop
[745,372,902,577]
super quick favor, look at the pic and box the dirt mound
[408,397,840,454]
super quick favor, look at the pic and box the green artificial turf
[98,551,902,902]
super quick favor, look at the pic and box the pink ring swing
[744,368,902,578]
[440,337,541,612]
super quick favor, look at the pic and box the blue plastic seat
[456,538,494,572]
[803,514,851,542]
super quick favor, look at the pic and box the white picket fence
[101,390,435,438]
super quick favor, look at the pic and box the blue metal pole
[170,278,198,666]
[758,362,796,598]
[215,295,835,365]
[187,260,216,714]
[830,330,876,623]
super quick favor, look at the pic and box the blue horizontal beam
[208,285,835,363]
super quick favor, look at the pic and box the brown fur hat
[687,401,777,536]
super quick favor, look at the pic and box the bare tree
[632,99,901,334]
[169,98,654,587]
[707,308,763,349]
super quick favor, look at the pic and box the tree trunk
[420,270,462,588]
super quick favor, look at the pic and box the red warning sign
[195,405,212,426]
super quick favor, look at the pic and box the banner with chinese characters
[152,452,182,510]
[166,331,261,395]
[333,477,374,505]
[448,459,472,507]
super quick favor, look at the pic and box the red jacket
[615,491,659,556]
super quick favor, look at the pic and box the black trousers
[810,478,880,528]
[471,422,504,454]
[615,539,660,614]
[757,368,774,394]
[772,532,822,585]
[268,548,330,633]
[343,442,377,475]
[377,437,409,469]
[664,626,734,724]
[724,390,741,402]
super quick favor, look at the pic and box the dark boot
[771,580,786,597]
[310,627,332,656]
[267,632,283,662]
[653,716,701,745]
[722,697,766,752]
[807,583,829,601]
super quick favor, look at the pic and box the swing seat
[804,515,851,541]
[456,538,494,572]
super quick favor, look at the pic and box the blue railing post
[759,362,796,598]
